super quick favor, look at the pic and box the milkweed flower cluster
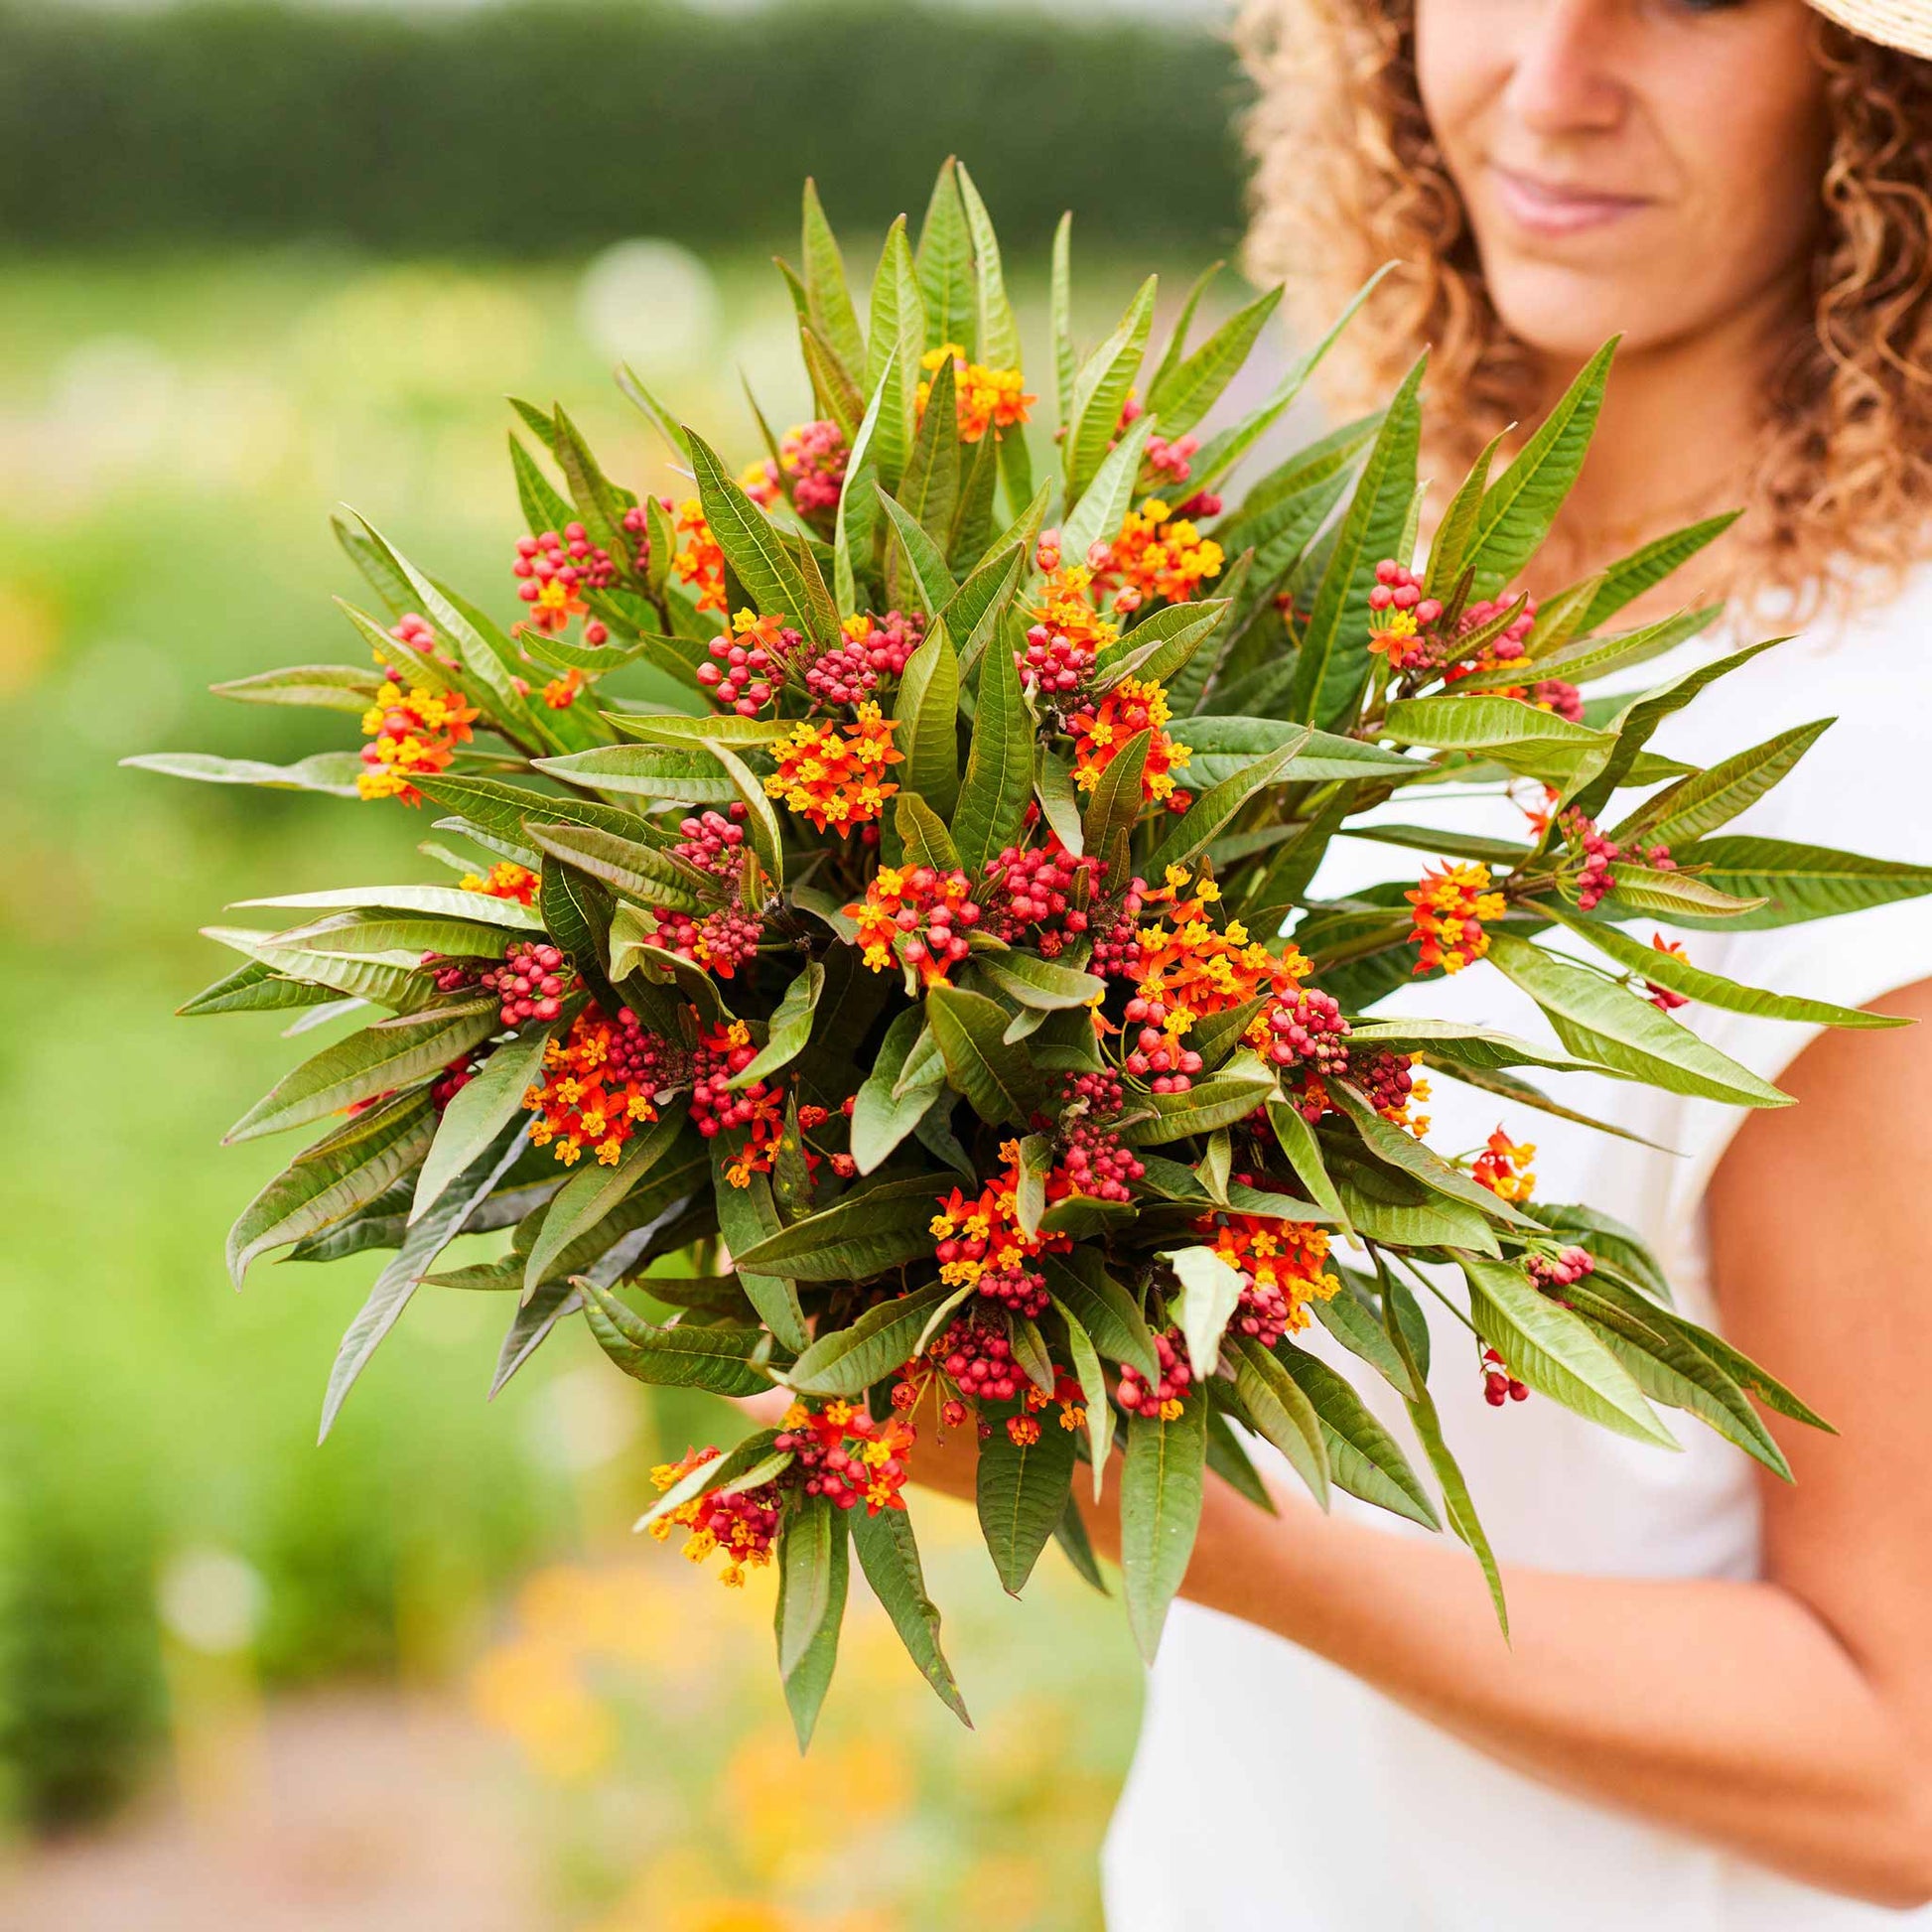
[1406,862,1506,974]
[917,344,1035,443]
[763,704,902,833]
[356,679,481,803]
[524,1002,665,1167]
[159,163,1874,1737]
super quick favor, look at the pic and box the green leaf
[1310,1282,1417,1398]
[1577,511,1740,633]
[581,1281,770,1397]
[122,750,363,798]
[1049,211,1076,431]
[801,179,866,376]
[1119,1394,1208,1661]
[319,1125,528,1441]
[1612,718,1831,848]
[531,744,737,804]
[704,739,787,889]
[180,957,344,1020]
[1178,715,1421,785]
[1463,340,1615,597]
[1600,864,1765,921]
[634,1430,783,1533]
[897,353,961,550]
[1263,1099,1351,1232]
[925,985,1045,1126]
[737,1175,944,1289]
[1204,1400,1276,1512]
[976,1401,1077,1595]
[732,961,823,1089]
[955,161,1021,372]
[687,430,819,634]
[1080,729,1150,866]
[775,1497,848,1749]
[1144,733,1310,881]
[1289,352,1425,729]
[1059,411,1155,569]
[1484,930,1793,1107]
[410,1027,553,1224]
[1656,835,1932,931]
[524,821,704,912]
[893,791,960,872]
[834,368,889,615]
[1228,1334,1329,1506]
[878,485,956,616]
[1116,1063,1275,1145]
[227,1093,435,1286]
[209,662,383,713]
[1043,1255,1160,1381]
[866,215,926,491]
[1166,1243,1246,1381]
[234,883,542,930]
[1460,1252,1677,1446]
[1065,276,1157,500]
[1095,600,1229,693]
[852,1505,970,1725]
[225,1001,497,1145]
[1422,430,1505,598]
[1537,899,1905,1029]
[892,622,963,821]
[1382,693,1613,783]
[1056,1298,1115,1498]
[714,1154,808,1353]
[1329,1082,1536,1227]
[952,614,1034,874]
[914,159,976,355]
[1147,284,1284,440]
[1383,1282,1508,1633]
[1276,1339,1439,1526]
[523,1110,686,1300]
[976,951,1106,1012]
[852,1008,945,1174]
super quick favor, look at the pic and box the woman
[905,0,1932,1922]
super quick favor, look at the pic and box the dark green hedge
[0,0,1251,255]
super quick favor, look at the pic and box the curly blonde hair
[1234,0,1932,621]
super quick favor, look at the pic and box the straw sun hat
[1807,0,1932,59]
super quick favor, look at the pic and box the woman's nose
[1499,0,1629,136]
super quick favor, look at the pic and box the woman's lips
[1488,164,1652,236]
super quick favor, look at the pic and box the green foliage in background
[0,0,1246,255]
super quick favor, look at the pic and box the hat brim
[1808,0,1932,58]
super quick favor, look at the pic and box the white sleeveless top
[1104,567,1932,1930]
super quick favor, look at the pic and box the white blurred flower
[158,1546,267,1656]
[522,1361,643,1473]
[577,239,720,373]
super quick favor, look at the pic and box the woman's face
[1416,0,1831,360]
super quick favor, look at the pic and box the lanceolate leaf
[925,985,1045,1124]
[1144,734,1309,880]
[776,1494,849,1748]
[1167,1243,1247,1381]
[580,1280,771,1396]
[687,430,821,637]
[225,1001,498,1144]
[1065,276,1157,500]
[1537,900,1907,1029]
[319,1124,528,1442]
[850,1007,944,1173]
[867,216,927,491]
[1484,931,1793,1108]
[1275,1338,1439,1526]
[1654,836,1932,931]
[1459,1253,1677,1447]
[1229,1333,1329,1506]
[801,178,866,377]
[976,1399,1077,1595]
[852,1505,971,1725]
[1290,352,1425,730]
[736,1176,945,1288]
[411,1026,554,1224]
[713,1152,808,1352]
[1612,718,1832,848]
[1147,284,1283,439]
[523,1111,688,1301]
[732,961,823,1089]
[952,614,1035,873]
[229,1093,435,1286]
[1119,1394,1208,1661]
[1578,511,1740,633]
[1462,340,1615,597]
[893,621,962,819]
[1043,1253,1160,1380]
[914,157,976,356]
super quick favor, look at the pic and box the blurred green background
[0,4,1259,1922]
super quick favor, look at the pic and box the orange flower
[928,1144,1070,1297]
[356,679,481,805]
[673,498,728,615]
[1091,496,1223,613]
[763,701,902,834]
[916,343,1035,443]
[1406,862,1506,975]
[1471,1127,1536,1202]
[523,1003,664,1167]
[460,860,539,905]
[1199,1208,1339,1343]
[845,864,979,985]
[541,666,584,710]
[1066,675,1190,808]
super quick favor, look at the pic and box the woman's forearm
[1073,1463,1932,1907]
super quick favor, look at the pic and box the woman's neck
[1536,281,1798,598]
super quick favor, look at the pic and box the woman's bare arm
[894,979,1932,1905]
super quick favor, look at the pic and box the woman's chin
[1483,255,1682,363]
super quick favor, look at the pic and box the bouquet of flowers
[133,161,1931,1744]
